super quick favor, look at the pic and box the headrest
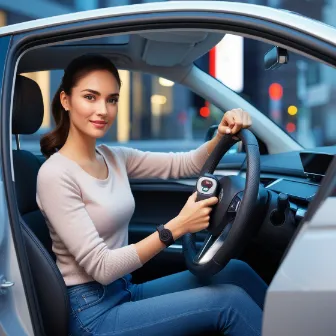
[12,75,44,135]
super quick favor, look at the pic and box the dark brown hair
[40,54,121,158]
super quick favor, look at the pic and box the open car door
[263,155,336,335]
[0,36,37,335]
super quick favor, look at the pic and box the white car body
[0,2,335,335]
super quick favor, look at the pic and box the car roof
[1,1,336,47]
[18,30,223,75]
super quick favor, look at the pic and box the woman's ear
[60,90,69,111]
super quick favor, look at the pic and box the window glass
[17,34,336,156]
[17,70,224,155]
[212,35,336,148]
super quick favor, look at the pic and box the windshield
[209,34,336,148]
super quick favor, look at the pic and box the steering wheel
[182,129,260,277]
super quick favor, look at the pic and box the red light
[286,122,296,133]
[209,47,216,77]
[269,83,283,100]
[200,106,210,118]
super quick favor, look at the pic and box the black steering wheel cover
[183,129,260,277]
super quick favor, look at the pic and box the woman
[37,54,267,336]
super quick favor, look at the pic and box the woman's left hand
[217,108,252,138]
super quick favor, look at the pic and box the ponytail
[40,85,70,158]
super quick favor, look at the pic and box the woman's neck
[60,127,97,162]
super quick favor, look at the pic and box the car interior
[9,30,336,336]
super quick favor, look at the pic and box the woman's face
[61,69,120,139]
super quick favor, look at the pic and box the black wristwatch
[156,224,175,247]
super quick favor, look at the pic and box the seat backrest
[12,150,54,259]
[12,75,69,336]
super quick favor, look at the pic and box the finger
[202,208,210,216]
[205,207,213,214]
[218,113,230,135]
[218,124,231,135]
[235,107,244,121]
[247,113,252,127]
[224,110,235,128]
[223,111,235,134]
[189,192,197,202]
[202,207,212,216]
[237,107,244,118]
[199,219,210,231]
[202,196,218,207]
[231,110,244,134]
[243,112,250,128]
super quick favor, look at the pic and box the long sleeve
[120,142,210,179]
[36,164,142,286]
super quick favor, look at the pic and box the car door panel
[129,179,209,282]
[0,34,36,336]
[263,156,336,336]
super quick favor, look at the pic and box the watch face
[160,229,172,242]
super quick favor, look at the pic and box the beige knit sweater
[36,143,209,286]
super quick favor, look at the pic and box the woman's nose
[97,103,108,116]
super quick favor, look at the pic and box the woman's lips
[90,120,107,129]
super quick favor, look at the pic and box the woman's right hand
[136,192,218,265]
[170,192,218,237]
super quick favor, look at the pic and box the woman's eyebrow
[81,89,100,95]
[81,89,119,97]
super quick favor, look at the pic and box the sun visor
[140,31,224,67]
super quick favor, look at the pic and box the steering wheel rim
[182,129,260,277]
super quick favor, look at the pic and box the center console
[258,152,334,251]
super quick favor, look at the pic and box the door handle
[0,275,14,294]
[1,280,14,289]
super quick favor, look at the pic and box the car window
[210,34,336,148]
[16,34,336,155]
[17,70,224,155]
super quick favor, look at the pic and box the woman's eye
[84,95,95,101]
[108,98,118,104]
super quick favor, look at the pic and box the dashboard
[264,151,333,201]
[266,179,318,202]
[217,145,336,193]
[214,147,335,251]
[219,145,334,174]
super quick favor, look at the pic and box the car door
[263,155,336,336]
[0,35,40,335]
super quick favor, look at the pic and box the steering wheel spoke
[197,223,232,265]
[193,232,216,263]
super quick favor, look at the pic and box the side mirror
[264,46,289,70]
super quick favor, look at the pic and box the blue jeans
[67,259,267,336]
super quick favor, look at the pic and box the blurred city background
[2,0,336,153]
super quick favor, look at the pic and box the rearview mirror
[264,46,289,70]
